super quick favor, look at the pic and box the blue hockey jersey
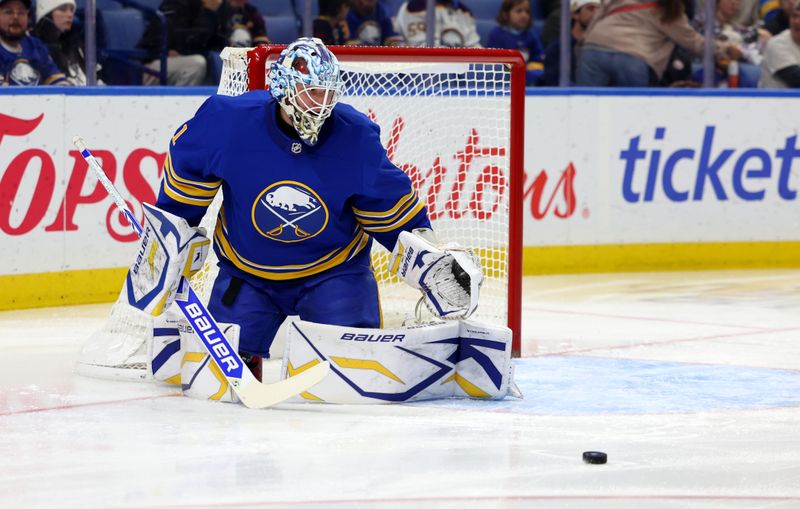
[156,91,430,282]
[0,35,66,86]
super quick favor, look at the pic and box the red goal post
[218,45,525,355]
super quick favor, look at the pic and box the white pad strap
[389,229,482,320]
[178,320,241,403]
[148,305,184,385]
[124,203,209,316]
[282,319,517,404]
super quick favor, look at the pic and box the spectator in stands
[760,0,800,86]
[138,0,218,85]
[576,0,730,87]
[765,0,796,34]
[488,0,545,85]
[32,0,99,85]
[0,0,66,85]
[197,0,270,82]
[219,0,270,48]
[394,0,482,47]
[541,0,599,85]
[314,0,356,45]
[698,0,760,26]
[347,0,403,45]
[692,0,771,86]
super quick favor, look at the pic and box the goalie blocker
[389,228,483,320]
[125,203,210,316]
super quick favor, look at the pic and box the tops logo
[621,126,799,203]
[0,112,166,240]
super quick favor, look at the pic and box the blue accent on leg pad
[151,338,181,374]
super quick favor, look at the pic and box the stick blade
[237,360,330,409]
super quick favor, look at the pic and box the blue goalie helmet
[269,37,343,146]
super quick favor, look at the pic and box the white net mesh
[80,46,518,378]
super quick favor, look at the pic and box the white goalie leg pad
[283,319,458,404]
[124,203,210,316]
[389,229,482,320]
[147,305,184,385]
[282,318,517,404]
[178,320,241,403]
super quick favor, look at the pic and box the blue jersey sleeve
[156,96,224,226]
[526,30,544,65]
[350,122,431,251]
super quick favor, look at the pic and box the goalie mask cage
[79,45,524,380]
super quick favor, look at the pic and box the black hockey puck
[582,451,607,464]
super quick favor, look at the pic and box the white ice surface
[1,270,799,509]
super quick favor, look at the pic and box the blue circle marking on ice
[414,356,800,414]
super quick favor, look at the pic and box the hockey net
[78,46,524,380]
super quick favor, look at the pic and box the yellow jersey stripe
[43,73,66,84]
[164,167,219,198]
[171,124,188,146]
[354,192,421,226]
[759,0,778,17]
[161,180,214,207]
[346,230,371,261]
[166,152,222,189]
[351,190,417,219]
[360,200,425,233]
[213,223,370,280]
[164,154,221,196]
[215,219,335,271]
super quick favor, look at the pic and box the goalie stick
[73,136,330,409]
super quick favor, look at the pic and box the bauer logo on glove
[389,229,483,320]
[123,203,210,316]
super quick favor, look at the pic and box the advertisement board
[525,94,800,245]
[2,89,800,309]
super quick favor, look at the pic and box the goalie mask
[268,37,343,146]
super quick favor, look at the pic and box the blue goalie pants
[207,250,382,357]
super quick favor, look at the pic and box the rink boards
[2,88,800,308]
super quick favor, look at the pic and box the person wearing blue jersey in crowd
[347,0,403,46]
[487,0,545,84]
[0,0,66,85]
[152,38,433,380]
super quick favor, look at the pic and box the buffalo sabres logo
[7,59,42,86]
[252,181,328,242]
